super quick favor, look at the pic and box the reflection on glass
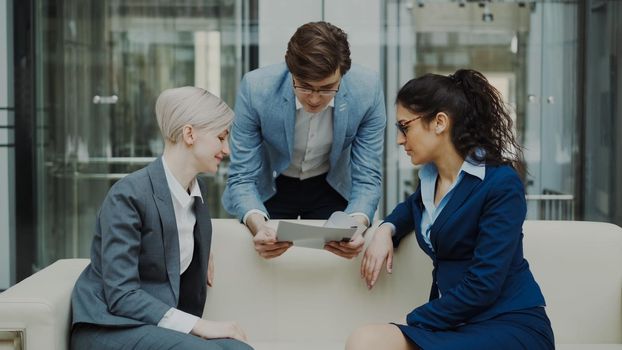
[35,0,252,268]
[394,1,578,221]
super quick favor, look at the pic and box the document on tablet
[276,211,359,249]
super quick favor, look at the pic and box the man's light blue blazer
[385,165,546,331]
[222,63,387,221]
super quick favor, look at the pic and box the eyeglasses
[292,81,340,97]
[395,116,422,136]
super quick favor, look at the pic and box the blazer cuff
[157,307,200,334]
[380,222,397,236]
[243,209,269,225]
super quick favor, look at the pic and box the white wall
[258,0,321,67]
[258,0,382,73]
[257,0,384,217]
[0,0,15,289]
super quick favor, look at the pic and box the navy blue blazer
[385,165,546,331]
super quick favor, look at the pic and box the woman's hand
[191,319,248,342]
[207,252,214,287]
[360,225,394,289]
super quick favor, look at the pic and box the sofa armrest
[0,259,89,350]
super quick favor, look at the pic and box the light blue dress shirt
[418,159,486,252]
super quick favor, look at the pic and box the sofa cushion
[251,341,342,350]
[556,345,622,350]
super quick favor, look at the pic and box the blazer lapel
[411,190,436,258]
[431,174,481,245]
[148,158,181,302]
[329,86,349,166]
[280,73,296,160]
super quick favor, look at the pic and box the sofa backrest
[523,220,622,344]
[206,219,622,345]
[205,219,432,345]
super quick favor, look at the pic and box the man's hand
[360,225,394,290]
[350,214,369,228]
[324,233,365,259]
[246,213,292,259]
[324,213,368,259]
[191,319,248,342]
[207,252,214,287]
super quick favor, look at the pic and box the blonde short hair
[155,86,234,143]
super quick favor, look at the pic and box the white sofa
[0,220,621,350]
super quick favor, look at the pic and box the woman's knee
[346,324,382,350]
[211,338,254,350]
[346,324,414,350]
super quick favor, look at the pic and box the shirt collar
[462,156,486,180]
[161,157,204,208]
[418,156,486,182]
[295,96,335,112]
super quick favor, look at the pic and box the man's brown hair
[285,21,351,82]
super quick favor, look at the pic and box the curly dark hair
[396,69,524,173]
[285,21,351,81]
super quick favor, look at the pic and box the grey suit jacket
[71,158,212,327]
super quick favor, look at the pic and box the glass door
[523,1,578,219]
[384,0,579,220]
[34,0,255,268]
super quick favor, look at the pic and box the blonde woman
[70,87,252,350]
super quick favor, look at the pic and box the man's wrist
[349,213,370,227]
[246,213,268,236]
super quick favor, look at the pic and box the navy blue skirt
[394,307,555,350]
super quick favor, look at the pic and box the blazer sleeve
[406,171,527,330]
[344,73,387,220]
[383,192,417,247]
[99,180,172,325]
[222,74,269,220]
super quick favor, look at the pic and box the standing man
[222,21,386,260]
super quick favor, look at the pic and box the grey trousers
[71,323,254,350]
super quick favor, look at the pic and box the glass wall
[27,0,620,273]
[383,0,579,220]
[0,0,15,289]
[583,0,622,225]
[34,0,256,268]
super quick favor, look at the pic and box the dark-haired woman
[346,69,554,350]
